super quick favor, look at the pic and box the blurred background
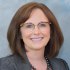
[0,0,70,68]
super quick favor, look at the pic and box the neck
[26,49,48,70]
[26,48,45,61]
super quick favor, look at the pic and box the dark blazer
[0,54,69,70]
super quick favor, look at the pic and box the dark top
[0,54,69,70]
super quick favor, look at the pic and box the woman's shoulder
[0,54,31,70]
[0,54,17,70]
[0,54,17,64]
[49,58,69,70]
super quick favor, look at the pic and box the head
[7,2,64,59]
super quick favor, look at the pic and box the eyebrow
[39,21,50,23]
[25,21,50,24]
[20,21,51,27]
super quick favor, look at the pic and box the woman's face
[20,9,51,51]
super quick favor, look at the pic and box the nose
[33,26,41,35]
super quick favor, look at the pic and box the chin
[31,44,46,50]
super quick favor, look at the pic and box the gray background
[0,0,70,68]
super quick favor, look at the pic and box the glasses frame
[20,21,51,31]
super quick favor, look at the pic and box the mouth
[30,37,43,42]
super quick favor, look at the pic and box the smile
[30,37,43,42]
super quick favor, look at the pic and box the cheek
[20,29,31,39]
[42,28,51,45]
[42,28,50,37]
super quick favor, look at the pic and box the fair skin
[20,8,51,70]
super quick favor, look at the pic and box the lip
[30,37,43,42]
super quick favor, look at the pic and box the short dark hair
[7,2,64,59]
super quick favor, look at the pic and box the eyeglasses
[20,22,51,31]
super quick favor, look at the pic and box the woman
[0,2,69,70]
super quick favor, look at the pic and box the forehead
[25,8,49,23]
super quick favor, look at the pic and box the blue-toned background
[0,0,70,68]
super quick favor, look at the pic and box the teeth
[31,37,43,41]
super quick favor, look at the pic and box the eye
[25,24,33,28]
[39,23,47,27]
[26,25,32,28]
